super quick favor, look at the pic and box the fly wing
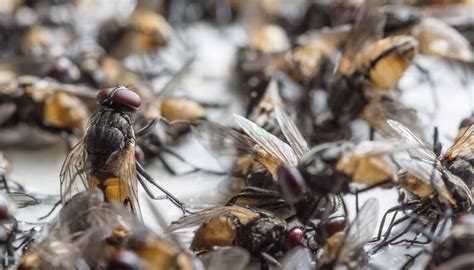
[385,119,438,163]
[338,0,386,74]
[362,95,427,143]
[444,124,473,163]
[337,198,379,263]
[279,247,313,270]
[8,192,40,208]
[187,119,256,172]
[350,139,417,158]
[199,247,251,270]
[60,140,91,204]
[169,206,257,231]
[108,143,142,220]
[275,107,310,158]
[234,114,298,166]
[189,119,255,157]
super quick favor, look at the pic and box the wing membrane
[234,114,298,166]
[337,198,379,263]
[275,107,310,158]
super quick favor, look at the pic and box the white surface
[2,23,473,269]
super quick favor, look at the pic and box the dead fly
[370,120,472,252]
[180,108,407,225]
[169,205,308,264]
[327,0,419,129]
[0,75,93,148]
[319,198,379,269]
[59,86,186,220]
[105,199,195,270]
[98,10,173,59]
[18,189,119,270]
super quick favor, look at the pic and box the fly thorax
[235,217,287,255]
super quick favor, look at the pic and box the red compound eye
[97,87,142,111]
[320,216,347,238]
[287,227,305,249]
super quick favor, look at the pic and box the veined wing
[169,206,259,232]
[386,119,438,164]
[444,124,473,163]
[200,247,251,270]
[60,140,90,204]
[336,198,379,263]
[275,107,310,158]
[234,114,298,166]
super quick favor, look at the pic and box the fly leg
[401,250,425,270]
[414,62,439,117]
[38,199,62,220]
[161,146,226,175]
[136,161,187,214]
[370,200,421,244]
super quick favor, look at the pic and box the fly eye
[286,227,305,249]
[319,217,347,239]
[0,205,11,220]
[459,116,474,130]
[278,165,306,203]
[107,250,144,270]
[97,87,142,112]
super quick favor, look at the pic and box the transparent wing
[187,119,256,172]
[60,140,91,204]
[337,198,379,262]
[8,192,40,208]
[279,247,313,270]
[275,107,310,158]
[444,124,473,163]
[169,206,258,231]
[338,0,386,74]
[234,114,298,166]
[350,139,417,158]
[362,95,427,143]
[199,247,251,270]
[189,119,255,157]
[385,119,437,163]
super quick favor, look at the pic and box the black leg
[38,200,62,220]
[136,118,161,137]
[136,162,187,214]
[161,146,226,175]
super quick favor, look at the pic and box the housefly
[370,120,472,252]
[327,0,419,128]
[0,75,93,148]
[98,10,173,59]
[18,189,119,270]
[169,205,307,261]
[105,199,195,270]
[60,86,185,219]
[182,108,407,223]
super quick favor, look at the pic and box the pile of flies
[0,0,472,269]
